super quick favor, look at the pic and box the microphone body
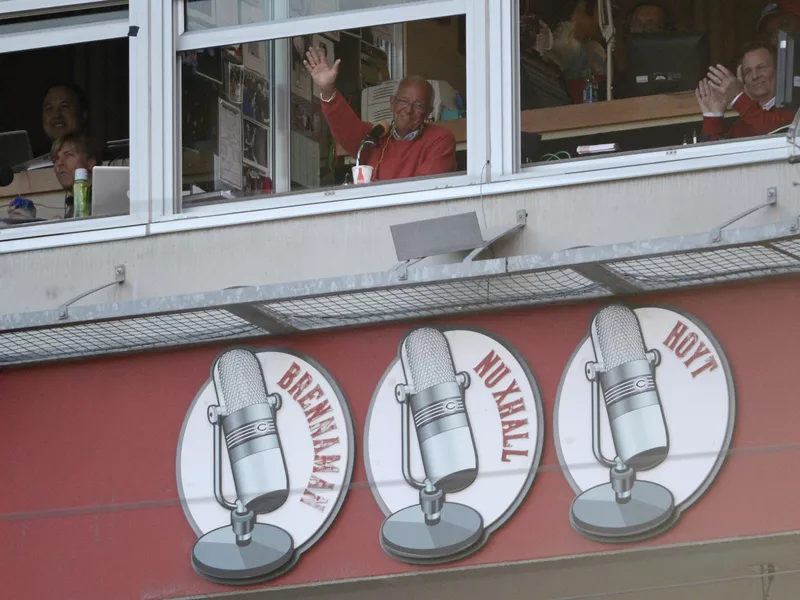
[213,349,289,513]
[400,328,477,493]
[365,120,391,141]
[591,306,668,471]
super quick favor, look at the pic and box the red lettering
[691,356,719,378]
[300,489,329,512]
[297,384,324,410]
[313,437,340,454]
[493,380,521,405]
[287,372,313,400]
[474,351,502,379]
[305,399,332,424]
[501,449,530,462]
[277,362,302,390]
[485,364,511,388]
[675,332,698,359]
[663,321,689,351]
[501,419,527,435]
[503,432,529,447]
[498,397,526,418]
[307,475,334,490]
[313,454,341,474]
[310,417,337,438]
[684,342,711,368]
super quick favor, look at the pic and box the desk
[337,92,733,157]
[0,169,65,221]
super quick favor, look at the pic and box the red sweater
[702,93,795,140]
[321,90,457,181]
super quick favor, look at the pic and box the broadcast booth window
[517,0,800,169]
[0,4,134,232]
[179,1,468,210]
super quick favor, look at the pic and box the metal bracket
[464,210,528,263]
[751,563,776,600]
[711,188,777,243]
[58,265,126,320]
[391,258,423,281]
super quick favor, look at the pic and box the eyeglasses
[392,96,429,113]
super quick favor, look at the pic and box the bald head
[397,76,435,107]
[391,75,435,137]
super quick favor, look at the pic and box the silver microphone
[590,305,668,471]
[212,348,289,513]
[398,328,477,493]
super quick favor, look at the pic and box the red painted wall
[2,277,800,600]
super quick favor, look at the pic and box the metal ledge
[2,217,800,367]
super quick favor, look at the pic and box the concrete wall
[1,159,797,315]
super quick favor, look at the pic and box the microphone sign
[364,326,545,564]
[176,347,355,584]
[555,305,735,543]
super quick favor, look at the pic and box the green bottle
[73,168,90,218]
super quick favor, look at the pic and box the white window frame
[0,0,794,254]
[156,0,487,222]
[0,0,151,243]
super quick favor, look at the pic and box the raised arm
[304,47,371,157]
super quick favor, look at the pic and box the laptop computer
[92,166,130,217]
[0,130,34,168]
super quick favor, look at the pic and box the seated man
[697,42,795,140]
[303,47,457,182]
[42,83,89,147]
[51,133,99,218]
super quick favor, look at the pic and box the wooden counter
[338,91,733,157]
[0,169,65,221]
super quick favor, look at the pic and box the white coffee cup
[352,165,374,184]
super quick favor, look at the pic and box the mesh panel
[594,305,646,370]
[259,269,604,330]
[0,310,264,366]
[214,348,269,413]
[606,246,800,290]
[405,328,455,392]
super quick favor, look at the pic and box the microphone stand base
[380,502,484,564]
[570,480,677,543]
[192,523,295,585]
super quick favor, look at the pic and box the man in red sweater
[303,47,457,182]
[696,42,795,140]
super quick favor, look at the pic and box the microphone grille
[404,328,457,392]
[594,305,647,370]
[214,348,270,414]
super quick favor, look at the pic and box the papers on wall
[217,100,243,190]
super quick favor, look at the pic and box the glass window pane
[180,42,275,207]
[179,15,466,209]
[0,30,131,228]
[516,1,796,169]
[185,0,431,31]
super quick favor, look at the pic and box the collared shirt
[391,126,422,141]
[703,93,776,117]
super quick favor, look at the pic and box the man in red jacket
[303,47,457,182]
[696,42,795,140]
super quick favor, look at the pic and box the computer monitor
[777,30,800,110]
[92,166,130,217]
[0,130,34,168]
[625,33,709,97]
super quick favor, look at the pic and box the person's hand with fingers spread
[706,63,744,105]
[696,78,727,116]
[303,47,341,100]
